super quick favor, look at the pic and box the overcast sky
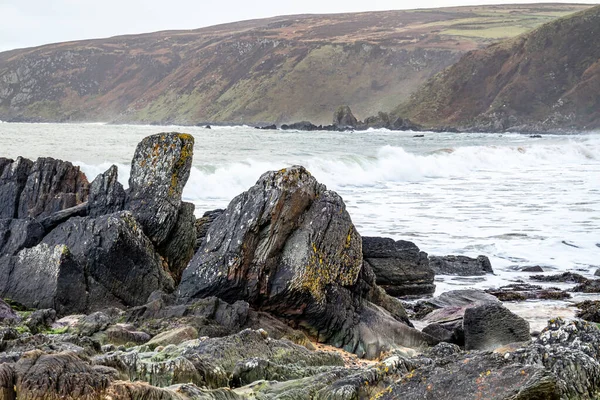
[1,0,598,52]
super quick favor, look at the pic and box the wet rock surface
[429,254,493,276]
[362,237,435,297]
[463,303,530,350]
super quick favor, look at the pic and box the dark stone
[521,265,544,272]
[255,124,277,130]
[2,243,86,315]
[0,157,33,219]
[595,268,600,277]
[194,209,224,250]
[126,132,194,247]
[17,157,89,219]
[530,272,588,283]
[426,289,500,309]
[40,211,175,312]
[485,284,570,302]
[429,254,493,276]
[87,165,126,217]
[333,105,358,128]
[179,166,431,358]
[422,323,454,343]
[37,203,89,232]
[463,303,530,351]
[573,279,600,293]
[25,309,57,335]
[157,201,196,284]
[0,218,45,256]
[362,237,435,297]
[74,312,113,337]
[280,121,319,131]
[205,125,211,129]
[576,300,600,322]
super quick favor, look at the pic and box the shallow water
[1,123,599,307]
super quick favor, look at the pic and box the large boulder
[40,211,175,312]
[429,254,493,276]
[463,303,530,351]
[179,166,430,358]
[0,218,45,255]
[126,132,194,248]
[362,237,435,297]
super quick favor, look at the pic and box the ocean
[1,122,599,309]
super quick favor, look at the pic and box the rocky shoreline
[1,132,600,399]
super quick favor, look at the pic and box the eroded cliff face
[397,5,600,132]
[0,4,589,125]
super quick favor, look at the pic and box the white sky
[1,1,598,52]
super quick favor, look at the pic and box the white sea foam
[3,123,598,298]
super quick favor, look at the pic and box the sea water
[1,123,599,310]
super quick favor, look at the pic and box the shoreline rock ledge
[178,165,434,358]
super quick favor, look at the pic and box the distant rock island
[0,4,590,127]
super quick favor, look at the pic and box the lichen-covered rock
[104,324,152,346]
[87,164,126,217]
[126,132,194,247]
[41,211,175,312]
[429,254,493,276]
[179,166,428,358]
[362,237,435,297]
[74,311,113,337]
[463,303,530,351]
[0,157,33,219]
[17,157,89,219]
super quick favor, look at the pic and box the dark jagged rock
[194,209,224,250]
[87,164,126,217]
[463,303,530,351]
[17,157,89,219]
[521,265,544,272]
[179,166,430,358]
[576,300,600,322]
[429,254,493,276]
[362,237,435,297]
[158,202,196,284]
[426,289,500,309]
[422,323,454,344]
[485,283,570,301]
[37,202,89,232]
[530,271,588,283]
[333,105,358,128]
[40,211,175,312]
[0,157,33,219]
[126,132,194,247]
[573,279,600,293]
[255,124,277,130]
[280,121,320,131]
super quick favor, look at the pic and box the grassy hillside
[396,5,600,132]
[0,4,591,125]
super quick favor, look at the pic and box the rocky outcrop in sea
[2,132,600,399]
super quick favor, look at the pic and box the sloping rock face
[463,303,530,350]
[41,212,175,311]
[179,166,431,358]
[333,105,358,128]
[87,164,126,217]
[362,237,435,297]
[0,157,33,219]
